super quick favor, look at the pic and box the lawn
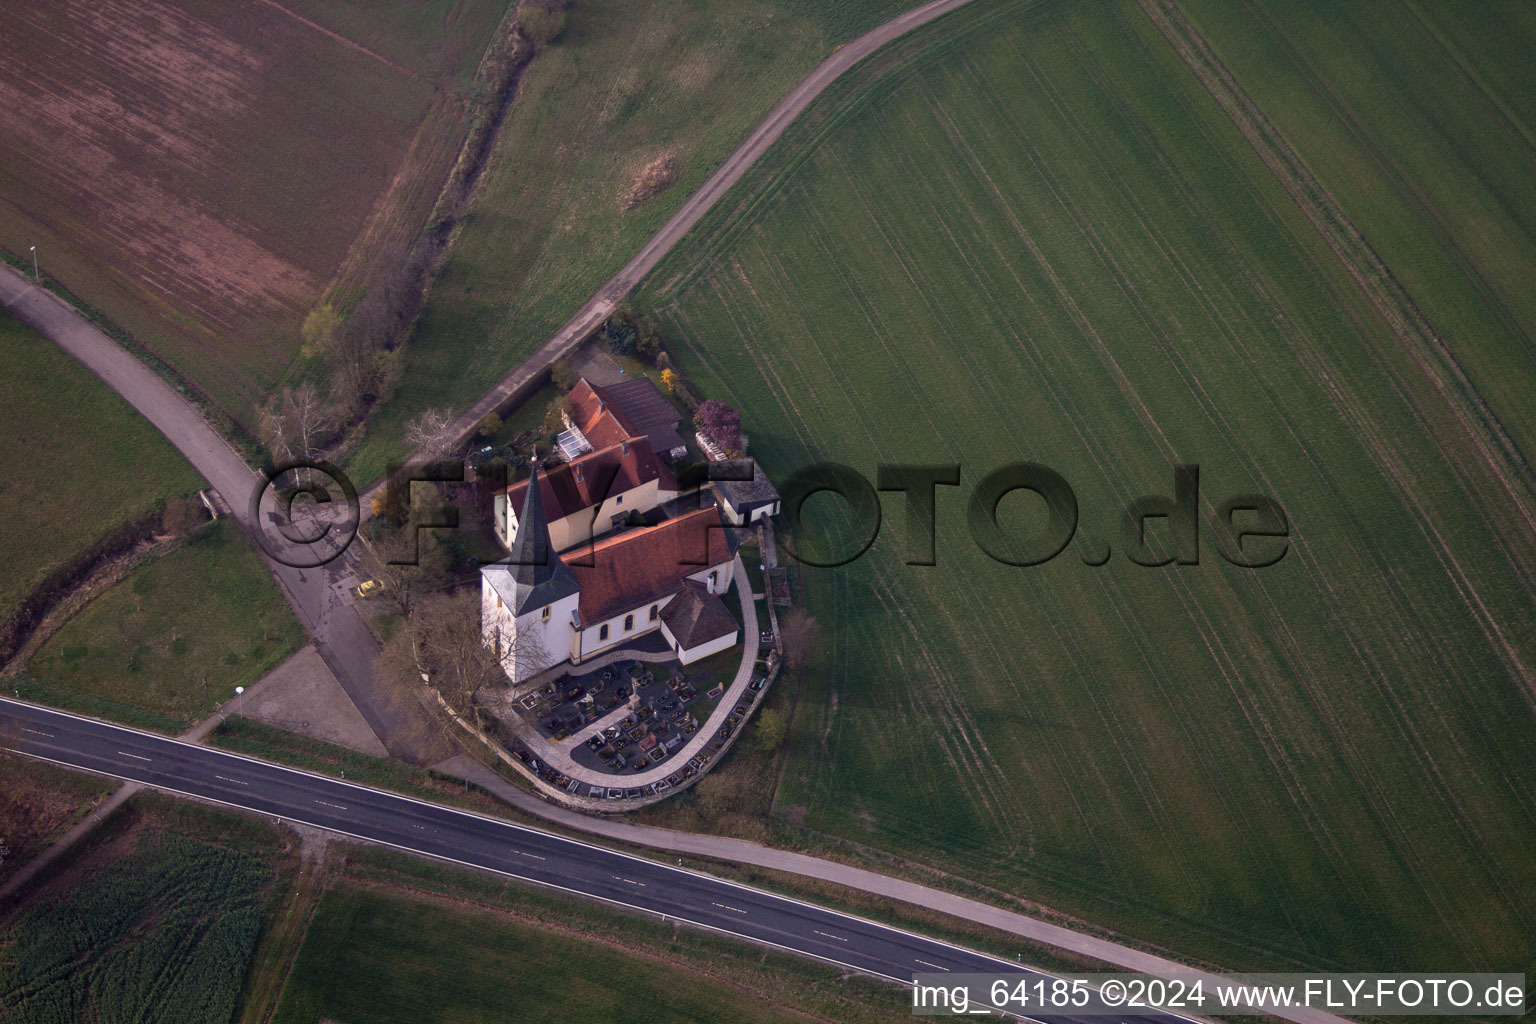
[0,0,509,427]
[26,519,305,729]
[639,0,1536,977]
[343,0,925,485]
[270,879,905,1024]
[0,309,202,623]
[0,822,274,1024]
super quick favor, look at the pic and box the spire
[503,461,580,614]
[509,461,550,582]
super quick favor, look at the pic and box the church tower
[481,462,581,685]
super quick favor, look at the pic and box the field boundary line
[1136,0,1536,533]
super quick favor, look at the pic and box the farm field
[640,0,1536,976]
[25,519,305,730]
[0,755,115,889]
[0,801,282,1024]
[0,0,509,427]
[344,0,920,484]
[0,309,201,624]
[1177,0,1536,463]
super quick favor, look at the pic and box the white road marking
[24,728,54,738]
[814,929,848,942]
[712,901,747,914]
[914,959,949,971]
[518,851,546,861]
[613,875,643,886]
[117,751,152,762]
[315,800,348,810]
[214,775,249,786]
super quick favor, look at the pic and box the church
[481,459,742,688]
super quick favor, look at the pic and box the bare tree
[356,523,453,620]
[778,607,821,673]
[373,591,544,732]
[405,407,460,463]
[258,383,334,482]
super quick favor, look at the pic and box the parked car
[606,788,624,799]
[588,785,605,798]
[625,788,642,799]
[355,578,387,599]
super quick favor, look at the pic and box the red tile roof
[567,506,736,625]
[568,379,637,451]
[507,436,672,522]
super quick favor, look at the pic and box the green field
[0,309,202,622]
[640,0,1536,975]
[0,829,272,1023]
[271,880,904,1024]
[0,0,509,426]
[1178,0,1536,460]
[26,519,305,729]
[344,0,919,483]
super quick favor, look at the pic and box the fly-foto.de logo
[248,459,1287,572]
[777,463,1288,569]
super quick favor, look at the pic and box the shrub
[693,399,741,451]
[551,359,578,391]
[519,0,566,46]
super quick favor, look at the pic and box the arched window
[599,624,609,642]
[624,613,634,631]
[541,605,550,621]
[648,604,658,621]
[708,570,719,590]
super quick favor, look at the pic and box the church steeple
[504,460,580,615]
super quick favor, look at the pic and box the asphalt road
[0,266,450,766]
[1,697,1195,1024]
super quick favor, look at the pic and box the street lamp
[28,245,38,281]
[233,685,245,719]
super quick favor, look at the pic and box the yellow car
[356,578,387,599]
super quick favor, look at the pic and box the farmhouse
[494,435,676,553]
[566,377,689,462]
[482,462,739,687]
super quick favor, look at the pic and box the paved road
[0,698,1200,1024]
[399,0,984,473]
[0,267,449,765]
